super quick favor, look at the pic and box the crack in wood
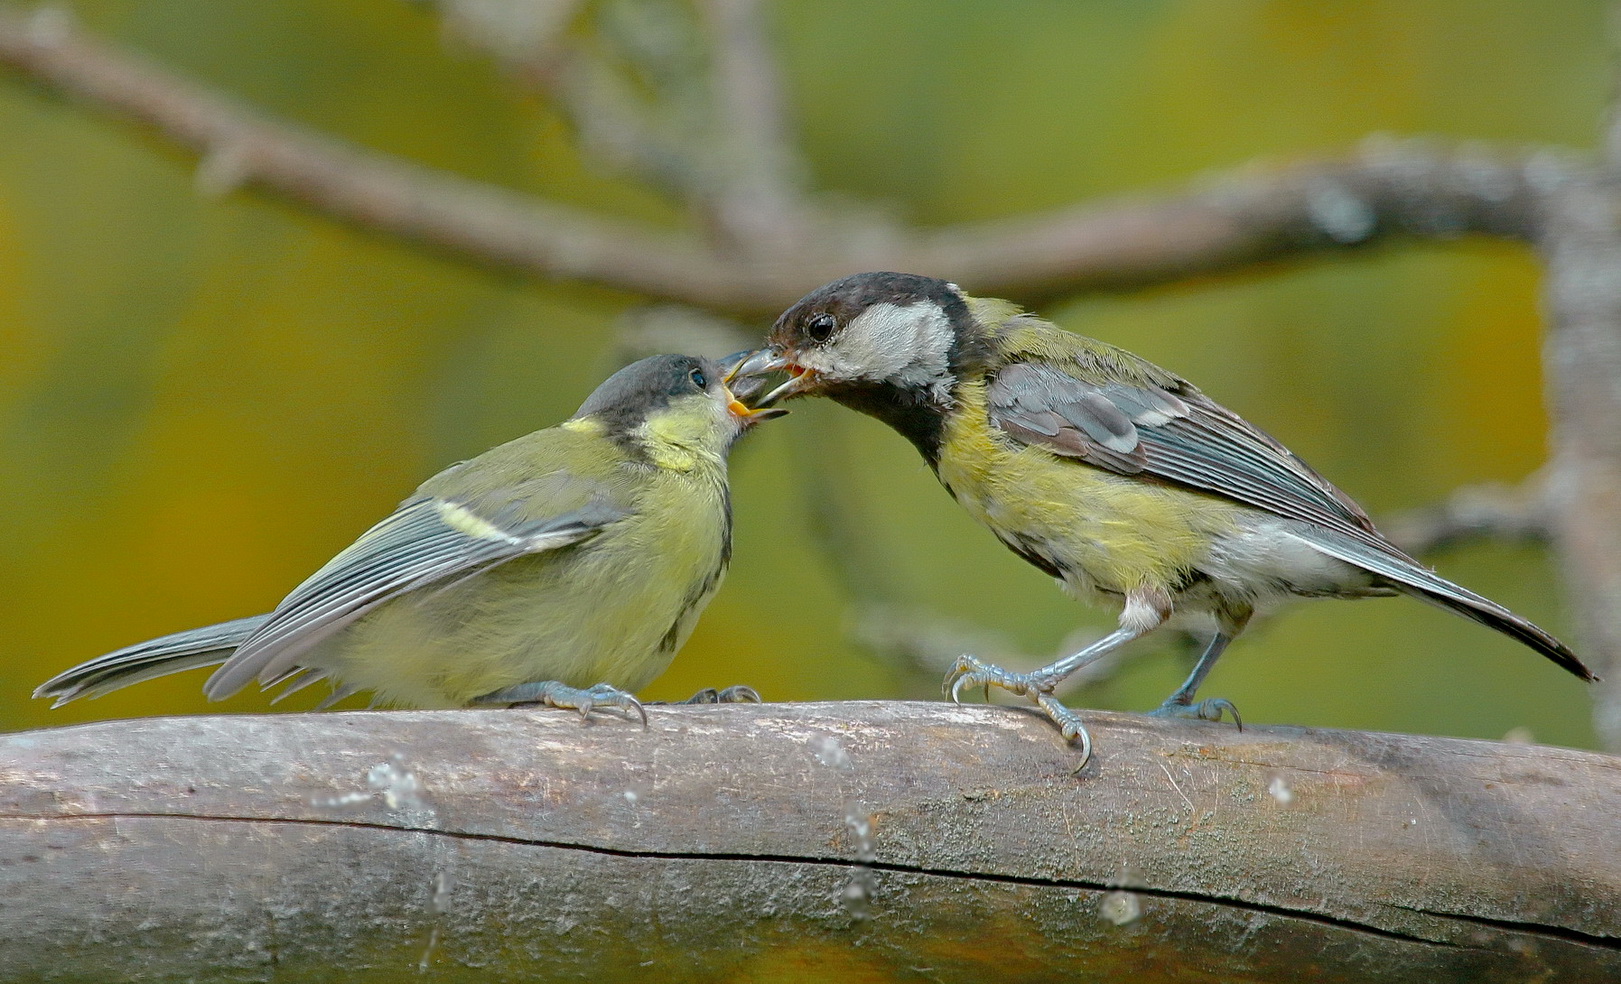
[10,810,1614,953]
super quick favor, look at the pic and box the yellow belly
[936,385,1243,597]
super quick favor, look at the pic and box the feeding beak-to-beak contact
[719,357,791,426]
[726,388,787,426]
[726,348,818,408]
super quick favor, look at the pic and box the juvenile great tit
[731,272,1594,761]
[37,354,783,720]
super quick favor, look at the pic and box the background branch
[0,6,756,305]
[1384,477,1551,558]
[1538,172,1621,745]
[0,10,1588,314]
[694,0,809,250]
[443,0,723,202]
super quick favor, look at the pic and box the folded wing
[205,474,630,699]
[986,359,1592,680]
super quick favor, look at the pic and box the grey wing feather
[987,361,1375,541]
[1144,399,1376,534]
[204,492,629,700]
[1285,524,1593,680]
[34,615,269,706]
[990,364,1149,474]
[987,360,1594,680]
[266,667,332,703]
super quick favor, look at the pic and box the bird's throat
[826,382,950,471]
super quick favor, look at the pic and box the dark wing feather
[34,615,270,706]
[990,363,1149,474]
[985,359,1594,680]
[987,361,1376,542]
[204,484,629,699]
[1287,523,1594,680]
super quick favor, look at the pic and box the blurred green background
[0,0,1607,747]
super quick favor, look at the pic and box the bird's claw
[574,682,649,726]
[1035,692,1093,770]
[1151,696,1242,730]
[945,654,1051,702]
[944,655,1093,767]
[674,685,763,705]
[472,680,648,728]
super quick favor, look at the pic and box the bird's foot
[944,654,1066,700]
[472,680,648,727]
[685,684,762,704]
[650,685,764,705]
[1149,696,1242,730]
[944,655,1093,766]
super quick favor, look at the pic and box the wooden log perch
[1,701,1617,982]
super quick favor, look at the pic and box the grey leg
[944,624,1152,769]
[471,680,648,727]
[1149,631,1242,728]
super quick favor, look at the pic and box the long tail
[1289,528,1596,682]
[34,615,270,707]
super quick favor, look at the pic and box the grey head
[572,353,729,430]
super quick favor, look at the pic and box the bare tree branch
[694,0,809,251]
[549,48,711,197]
[0,8,771,300]
[1383,477,1551,557]
[434,0,714,198]
[433,0,584,70]
[535,2,723,201]
[1538,172,1621,749]
[909,136,1575,304]
[1521,4,1621,751]
[0,9,1590,315]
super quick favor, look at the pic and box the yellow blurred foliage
[0,0,1605,746]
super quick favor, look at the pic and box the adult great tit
[731,272,1593,761]
[37,354,783,720]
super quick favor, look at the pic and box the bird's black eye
[805,313,836,343]
[689,366,708,389]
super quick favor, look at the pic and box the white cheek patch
[805,301,955,401]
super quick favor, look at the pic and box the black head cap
[769,272,968,348]
[572,353,723,429]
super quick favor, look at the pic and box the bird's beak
[725,347,819,408]
[719,358,789,426]
[725,384,788,427]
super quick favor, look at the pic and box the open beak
[725,347,820,408]
[725,384,788,427]
[719,358,789,426]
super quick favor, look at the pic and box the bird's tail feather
[33,615,270,706]
[1288,528,1596,682]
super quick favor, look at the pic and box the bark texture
[1,701,1616,982]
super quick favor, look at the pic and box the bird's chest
[934,403,1093,533]
[615,469,731,595]
[934,402,1222,592]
